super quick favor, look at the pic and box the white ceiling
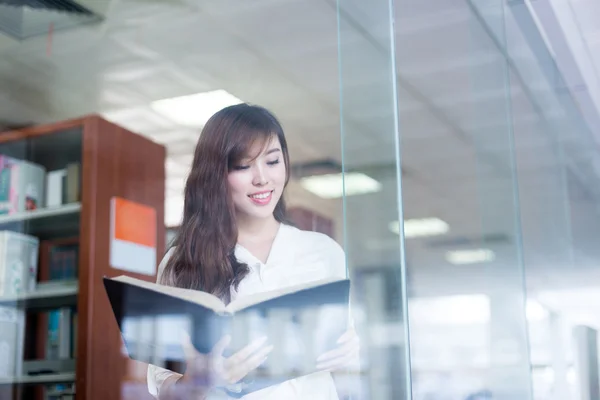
[0,0,599,332]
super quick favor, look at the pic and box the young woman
[148,104,359,399]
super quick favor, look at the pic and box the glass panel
[505,3,600,399]
[1,1,356,399]
[338,0,534,399]
[336,0,410,399]
[465,3,534,398]
[0,1,355,397]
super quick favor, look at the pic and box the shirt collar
[234,223,293,268]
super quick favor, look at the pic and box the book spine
[2,231,40,294]
[46,169,66,208]
[58,308,72,359]
[45,243,78,360]
[0,235,6,297]
[65,163,80,204]
[0,155,14,215]
[0,306,25,378]
[46,309,74,360]
[17,160,46,211]
[0,156,46,213]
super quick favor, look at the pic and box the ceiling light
[299,172,381,199]
[446,249,495,265]
[389,218,449,238]
[409,295,490,325]
[151,90,243,127]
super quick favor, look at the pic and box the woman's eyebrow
[265,148,281,155]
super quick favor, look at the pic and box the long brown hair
[160,103,291,302]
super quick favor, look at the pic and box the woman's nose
[252,166,268,186]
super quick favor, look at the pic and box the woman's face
[227,135,287,222]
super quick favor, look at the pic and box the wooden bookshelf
[0,115,166,400]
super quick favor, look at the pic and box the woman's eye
[233,165,249,171]
[267,159,280,166]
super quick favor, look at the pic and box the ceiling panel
[193,0,301,16]
[274,47,339,99]
[208,0,337,60]
[402,135,474,167]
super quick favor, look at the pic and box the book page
[110,275,226,313]
[226,276,344,313]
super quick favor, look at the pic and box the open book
[103,275,350,396]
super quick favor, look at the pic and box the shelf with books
[0,203,81,225]
[47,387,76,397]
[0,203,81,240]
[0,280,78,310]
[0,372,76,386]
[19,359,76,384]
[0,115,166,400]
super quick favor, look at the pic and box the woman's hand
[180,333,273,392]
[315,328,360,372]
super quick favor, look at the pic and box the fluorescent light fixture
[300,172,381,199]
[446,249,495,265]
[151,89,243,127]
[409,297,550,325]
[389,218,449,238]
[409,295,490,325]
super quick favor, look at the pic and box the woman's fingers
[182,334,274,386]
[316,344,359,371]
[182,331,202,361]
[180,333,213,389]
[182,333,228,383]
[224,336,268,367]
[211,334,232,357]
[316,335,359,363]
[315,330,360,372]
[336,328,356,344]
[227,343,274,383]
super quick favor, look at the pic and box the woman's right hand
[180,333,273,393]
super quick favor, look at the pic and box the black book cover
[103,275,351,396]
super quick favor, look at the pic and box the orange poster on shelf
[109,197,157,276]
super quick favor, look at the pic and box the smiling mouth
[248,190,273,200]
[248,190,274,205]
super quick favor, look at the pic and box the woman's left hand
[315,328,360,372]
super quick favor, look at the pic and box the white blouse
[147,223,347,399]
